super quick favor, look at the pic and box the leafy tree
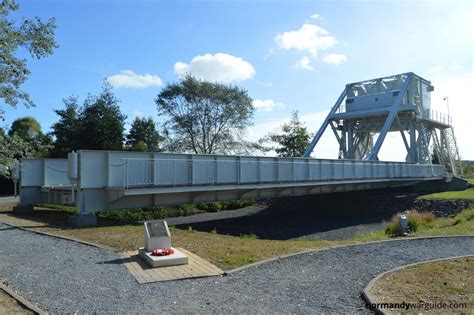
[126,116,161,152]
[0,127,51,177]
[7,116,52,157]
[155,75,254,154]
[0,0,57,118]
[8,116,41,140]
[76,82,126,150]
[49,96,80,157]
[267,111,310,157]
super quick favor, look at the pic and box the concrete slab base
[138,247,188,268]
[68,213,97,227]
[12,204,34,214]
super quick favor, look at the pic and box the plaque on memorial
[144,220,171,251]
[139,220,188,268]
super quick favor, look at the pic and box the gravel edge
[3,219,473,276]
[0,281,47,315]
[0,222,107,250]
[224,235,474,274]
[361,254,474,315]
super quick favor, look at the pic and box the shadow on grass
[0,205,141,231]
[174,188,421,240]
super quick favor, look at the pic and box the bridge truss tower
[303,72,463,176]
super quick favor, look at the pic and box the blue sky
[3,0,473,159]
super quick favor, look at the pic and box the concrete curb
[361,254,474,315]
[0,281,47,315]
[223,235,474,275]
[0,222,110,250]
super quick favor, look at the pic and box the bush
[385,219,403,237]
[384,210,436,237]
[97,205,200,223]
[407,210,436,228]
[91,199,254,223]
[197,199,254,212]
[240,233,259,240]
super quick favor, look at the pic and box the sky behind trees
[3,0,473,160]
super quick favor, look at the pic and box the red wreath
[151,248,175,256]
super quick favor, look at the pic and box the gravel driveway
[0,223,472,314]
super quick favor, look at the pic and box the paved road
[0,223,472,313]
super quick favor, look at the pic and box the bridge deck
[20,150,445,214]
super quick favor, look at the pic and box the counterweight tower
[303,72,463,176]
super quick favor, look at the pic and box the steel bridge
[15,72,463,225]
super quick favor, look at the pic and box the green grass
[2,194,472,270]
[37,203,77,214]
[380,207,474,238]
[369,257,474,312]
[417,187,474,200]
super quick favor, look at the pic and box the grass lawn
[417,187,474,200]
[1,200,473,270]
[369,257,473,313]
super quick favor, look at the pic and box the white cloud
[449,64,464,71]
[252,99,285,112]
[429,72,474,160]
[174,53,256,83]
[275,23,336,56]
[310,13,320,19]
[322,53,347,65]
[107,70,162,88]
[294,56,315,71]
[264,48,274,60]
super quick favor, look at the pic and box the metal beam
[395,114,410,153]
[303,88,347,157]
[366,74,412,160]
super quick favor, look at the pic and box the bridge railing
[122,158,444,189]
[423,109,452,126]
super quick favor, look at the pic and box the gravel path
[1,223,473,314]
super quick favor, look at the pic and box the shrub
[384,210,435,237]
[197,199,254,212]
[385,218,403,237]
[240,233,259,240]
[407,210,436,228]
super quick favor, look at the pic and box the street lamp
[443,96,451,125]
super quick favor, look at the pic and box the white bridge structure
[17,72,463,225]
[20,152,443,215]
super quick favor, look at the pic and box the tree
[126,116,161,152]
[155,75,254,154]
[267,111,310,157]
[8,116,41,140]
[49,96,80,157]
[0,0,57,118]
[0,127,51,177]
[76,82,126,150]
[7,116,52,157]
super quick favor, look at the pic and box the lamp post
[443,96,450,125]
